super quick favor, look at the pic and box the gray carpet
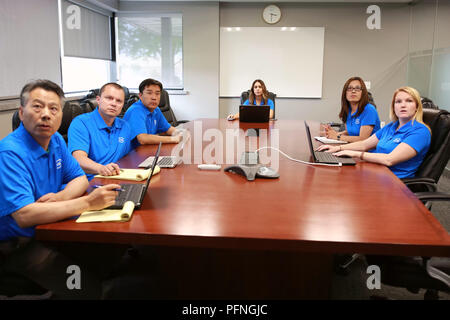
[331,167,450,300]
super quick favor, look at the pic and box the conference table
[36,119,450,299]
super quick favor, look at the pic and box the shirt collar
[93,108,122,130]
[137,99,158,115]
[394,119,414,133]
[17,123,60,160]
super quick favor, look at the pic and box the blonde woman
[317,86,431,178]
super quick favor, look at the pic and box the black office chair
[158,89,188,127]
[421,97,439,110]
[119,86,139,118]
[402,108,450,195]
[240,90,277,119]
[57,101,86,142]
[11,109,21,131]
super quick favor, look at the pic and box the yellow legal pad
[94,166,160,181]
[76,201,135,223]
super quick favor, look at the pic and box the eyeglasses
[347,86,362,92]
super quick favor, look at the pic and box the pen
[92,185,124,192]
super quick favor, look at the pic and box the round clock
[262,5,281,24]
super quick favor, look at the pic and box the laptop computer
[108,142,162,209]
[304,122,355,165]
[239,105,270,123]
[138,155,181,169]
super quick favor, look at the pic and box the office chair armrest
[402,178,437,192]
[177,120,189,124]
[415,192,450,203]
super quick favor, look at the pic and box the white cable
[255,146,343,167]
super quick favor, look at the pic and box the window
[61,57,112,94]
[116,14,183,89]
[59,0,114,93]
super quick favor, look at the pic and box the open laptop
[138,130,189,169]
[108,142,161,209]
[138,155,181,168]
[304,121,355,165]
[239,105,270,123]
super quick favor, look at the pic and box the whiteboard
[220,27,325,98]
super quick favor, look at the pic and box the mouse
[255,166,280,179]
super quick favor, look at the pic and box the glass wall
[407,0,450,110]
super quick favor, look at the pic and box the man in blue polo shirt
[0,80,121,298]
[123,78,184,145]
[68,83,135,180]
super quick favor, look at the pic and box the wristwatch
[337,134,342,141]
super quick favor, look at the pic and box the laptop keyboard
[139,156,179,168]
[157,157,175,167]
[314,151,355,164]
[115,184,140,205]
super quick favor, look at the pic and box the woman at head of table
[317,86,431,179]
[227,79,274,120]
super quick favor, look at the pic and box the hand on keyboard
[316,144,340,153]
[332,150,359,159]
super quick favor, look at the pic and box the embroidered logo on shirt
[118,137,125,143]
[154,119,157,126]
[393,138,401,143]
[56,159,62,170]
[355,118,360,125]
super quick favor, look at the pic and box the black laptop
[108,142,161,209]
[304,122,355,165]
[239,105,270,123]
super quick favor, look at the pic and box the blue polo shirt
[0,124,85,241]
[243,98,275,110]
[123,100,171,144]
[68,108,135,180]
[346,103,381,136]
[375,120,431,178]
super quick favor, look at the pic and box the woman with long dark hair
[325,77,380,142]
[227,79,274,120]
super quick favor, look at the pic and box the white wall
[219,3,410,124]
[0,0,61,98]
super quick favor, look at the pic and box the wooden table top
[36,119,450,256]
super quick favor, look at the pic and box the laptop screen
[239,105,270,122]
[142,142,161,193]
[304,121,317,161]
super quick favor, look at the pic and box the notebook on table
[107,142,161,209]
[239,105,270,123]
[304,122,355,165]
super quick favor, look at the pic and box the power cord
[255,146,343,167]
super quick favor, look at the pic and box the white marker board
[220,27,325,98]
